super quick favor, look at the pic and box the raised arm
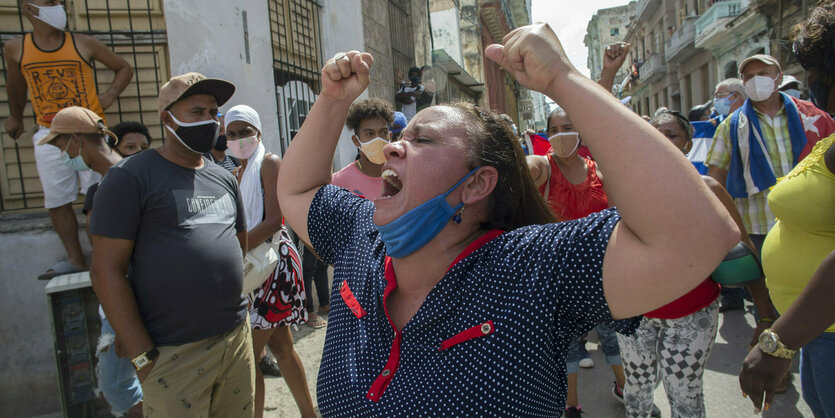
[597,42,630,93]
[3,38,27,140]
[485,24,739,319]
[277,51,373,246]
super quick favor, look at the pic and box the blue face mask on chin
[375,166,480,258]
[60,137,90,172]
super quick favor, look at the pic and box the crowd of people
[4,0,835,417]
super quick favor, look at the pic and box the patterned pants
[616,300,719,418]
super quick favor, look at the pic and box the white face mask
[226,135,260,160]
[32,4,67,31]
[359,136,388,165]
[549,132,581,158]
[744,75,779,102]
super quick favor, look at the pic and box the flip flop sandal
[307,316,328,329]
[38,261,84,280]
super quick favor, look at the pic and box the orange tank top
[539,155,609,221]
[19,32,105,126]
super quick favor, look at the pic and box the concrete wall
[321,0,368,171]
[0,213,91,417]
[164,0,281,154]
[362,0,396,103]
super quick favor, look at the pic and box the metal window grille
[389,0,415,83]
[268,0,323,155]
[0,0,167,212]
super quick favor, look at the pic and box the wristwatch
[758,329,798,359]
[131,347,159,371]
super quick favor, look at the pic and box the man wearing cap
[705,55,835,294]
[37,106,146,417]
[89,72,255,417]
[389,111,407,141]
[779,75,804,99]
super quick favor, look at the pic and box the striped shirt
[705,106,794,235]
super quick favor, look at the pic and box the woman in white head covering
[224,104,315,418]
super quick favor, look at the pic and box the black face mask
[809,79,831,113]
[165,112,220,154]
[214,134,228,151]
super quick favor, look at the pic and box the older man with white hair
[713,78,747,120]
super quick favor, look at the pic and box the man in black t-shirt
[89,73,255,417]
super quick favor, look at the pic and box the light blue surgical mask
[713,94,737,116]
[60,136,90,172]
[376,166,480,258]
[783,88,801,99]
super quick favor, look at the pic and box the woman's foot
[307,312,327,329]
[318,304,330,315]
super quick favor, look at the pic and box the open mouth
[381,168,402,197]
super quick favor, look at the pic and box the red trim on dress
[439,320,495,351]
[339,281,366,319]
[366,229,505,402]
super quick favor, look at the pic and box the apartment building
[621,0,817,116]
[584,1,637,91]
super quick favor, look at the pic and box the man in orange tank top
[3,0,133,279]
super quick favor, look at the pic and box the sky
[531,0,633,77]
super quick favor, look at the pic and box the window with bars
[389,0,415,81]
[267,0,322,154]
[0,0,168,212]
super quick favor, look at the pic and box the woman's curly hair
[792,0,835,83]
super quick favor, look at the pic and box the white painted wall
[320,0,367,172]
[431,8,464,67]
[164,0,281,153]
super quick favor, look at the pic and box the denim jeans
[96,316,143,416]
[566,323,622,374]
[800,331,835,417]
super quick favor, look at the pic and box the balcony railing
[642,54,665,83]
[695,0,743,36]
[665,15,698,61]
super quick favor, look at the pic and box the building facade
[585,1,637,90]
[621,0,819,117]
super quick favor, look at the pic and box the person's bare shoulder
[3,37,23,64]
[72,32,107,60]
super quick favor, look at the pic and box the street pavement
[264,299,814,417]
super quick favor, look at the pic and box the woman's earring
[453,205,465,224]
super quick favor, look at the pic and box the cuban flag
[689,120,716,175]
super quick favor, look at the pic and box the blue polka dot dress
[308,185,639,416]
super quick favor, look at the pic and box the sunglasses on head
[661,110,690,124]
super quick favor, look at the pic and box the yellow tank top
[19,32,105,126]
[762,134,835,333]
